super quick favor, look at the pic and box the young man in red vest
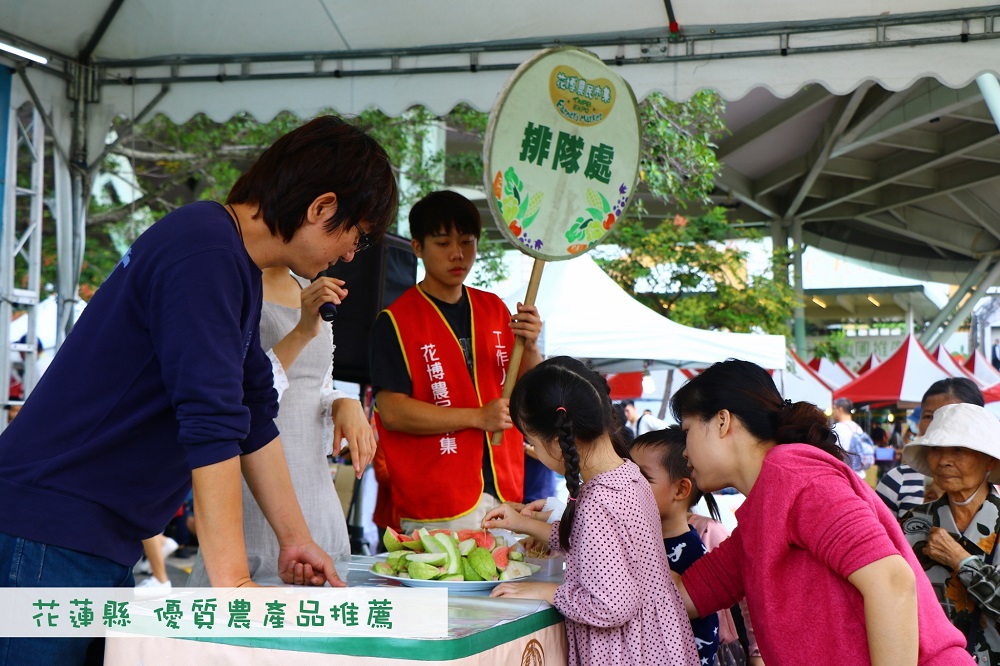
[370,191,542,532]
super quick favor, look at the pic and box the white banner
[0,587,447,639]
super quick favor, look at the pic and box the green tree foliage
[812,331,851,361]
[72,106,505,295]
[64,89,795,340]
[600,210,797,334]
[597,91,797,333]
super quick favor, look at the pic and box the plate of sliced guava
[370,527,539,589]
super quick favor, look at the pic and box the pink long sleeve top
[683,444,970,666]
[550,459,700,666]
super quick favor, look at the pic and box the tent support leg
[791,218,806,356]
[657,369,674,421]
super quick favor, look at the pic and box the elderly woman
[902,402,1000,663]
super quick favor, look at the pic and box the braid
[555,410,582,552]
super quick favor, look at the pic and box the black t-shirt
[369,288,498,499]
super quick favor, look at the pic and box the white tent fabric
[501,255,785,372]
[8,296,86,352]
[808,357,856,390]
[965,349,1000,388]
[7,2,1000,121]
[775,351,834,413]
[932,345,986,388]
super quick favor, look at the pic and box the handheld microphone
[319,302,337,322]
[313,273,338,322]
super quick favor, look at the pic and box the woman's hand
[482,504,552,543]
[491,581,558,603]
[295,276,347,339]
[330,398,376,478]
[923,526,972,570]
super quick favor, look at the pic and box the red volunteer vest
[375,285,524,522]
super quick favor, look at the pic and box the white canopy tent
[775,350,835,413]
[501,255,785,372]
[3,1,1000,406]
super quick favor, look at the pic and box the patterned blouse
[901,490,1000,663]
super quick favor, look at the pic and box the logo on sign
[549,66,615,127]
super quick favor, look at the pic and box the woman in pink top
[671,359,971,666]
[483,356,699,666]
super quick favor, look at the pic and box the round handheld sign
[484,46,641,261]
[483,47,641,445]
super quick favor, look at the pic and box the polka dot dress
[550,459,700,666]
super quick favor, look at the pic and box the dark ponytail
[510,356,618,552]
[671,359,845,463]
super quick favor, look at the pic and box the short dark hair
[833,397,853,412]
[922,377,984,407]
[409,191,481,244]
[621,399,636,409]
[228,115,398,243]
[630,426,722,522]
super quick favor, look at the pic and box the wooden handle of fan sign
[490,258,545,446]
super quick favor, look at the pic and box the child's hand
[482,504,553,543]
[482,503,533,533]
[491,581,558,603]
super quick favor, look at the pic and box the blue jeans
[0,531,134,666]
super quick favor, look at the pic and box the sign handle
[491,258,546,446]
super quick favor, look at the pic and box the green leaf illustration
[598,191,612,213]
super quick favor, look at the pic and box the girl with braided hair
[483,356,699,666]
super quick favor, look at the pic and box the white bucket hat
[903,402,1000,483]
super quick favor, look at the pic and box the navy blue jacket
[0,201,278,566]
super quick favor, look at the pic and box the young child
[630,427,720,666]
[484,356,699,666]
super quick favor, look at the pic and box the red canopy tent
[964,349,1000,388]
[834,335,951,406]
[808,357,857,389]
[606,372,645,400]
[856,354,881,375]
[983,382,1000,404]
[932,346,986,388]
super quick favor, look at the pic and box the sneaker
[161,536,179,560]
[134,576,172,600]
[135,559,152,575]
[136,577,171,589]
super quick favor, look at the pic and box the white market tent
[965,348,1000,387]
[3,1,1000,402]
[776,350,834,413]
[807,356,857,389]
[501,255,786,372]
[932,344,987,387]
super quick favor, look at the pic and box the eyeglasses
[353,222,375,253]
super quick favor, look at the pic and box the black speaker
[323,233,417,385]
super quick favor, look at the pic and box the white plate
[370,570,502,591]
